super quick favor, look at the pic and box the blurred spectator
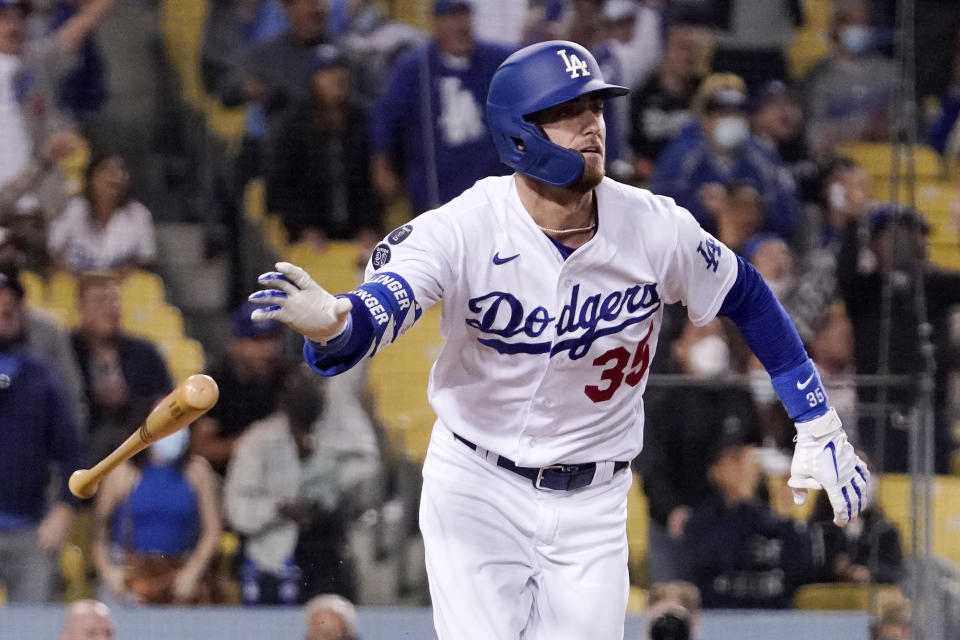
[201,0,289,182]
[809,483,903,585]
[642,581,702,640]
[333,1,426,99]
[818,156,872,247]
[628,22,705,183]
[594,0,639,171]
[679,429,817,608]
[0,193,51,273]
[225,367,355,604]
[201,0,287,98]
[267,44,382,247]
[0,264,86,428]
[638,319,760,583]
[710,0,802,89]
[594,1,668,173]
[871,601,912,640]
[47,1,109,128]
[47,153,157,274]
[712,182,762,254]
[0,130,77,221]
[559,0,604,52]
[748,78,805,218]
[215,0,333,169]
[802,0,898,157]
[836,204,960,471]
[304,593,358,640]
[0,271,83,602]
[927,27,960,157]
[191,302,289,475]
[71,273,172,465]
[368,0,512,214]
[468,0,528,48]
[91,429,222,604]
[810,306,860,445]
[652,73,801,240]
[59,599,115,640]
[742,233,833,343]
[0,0,114,214]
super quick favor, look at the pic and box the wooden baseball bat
[68,374,219,499]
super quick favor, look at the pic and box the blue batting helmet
[486,40,628,186]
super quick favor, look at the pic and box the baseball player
[250,40,870,640]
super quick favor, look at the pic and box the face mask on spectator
[150,429,189,465]
[828,182,847,212]
[687,334,730,378]
[840,25,873,54]
[712,116,749,150]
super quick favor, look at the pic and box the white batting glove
[788,408,870,526]
[248,262,352,343]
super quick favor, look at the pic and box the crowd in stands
[2,0,960,631]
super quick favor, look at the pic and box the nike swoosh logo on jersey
[824,441,839,481]
[492,252,520,265]
[796,373,815,390]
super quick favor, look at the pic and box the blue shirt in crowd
[651,122,800,240]
[369,39,513,214]
[0,348,83,528]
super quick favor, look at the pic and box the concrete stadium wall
[0,606,870,639]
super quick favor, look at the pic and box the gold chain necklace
[535,221,597,234]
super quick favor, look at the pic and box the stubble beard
[568,152,605,193]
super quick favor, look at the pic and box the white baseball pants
[419,423,631,640]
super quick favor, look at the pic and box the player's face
[530,94,606,190]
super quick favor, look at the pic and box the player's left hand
[249,262,352,343]
[788,408,870,527]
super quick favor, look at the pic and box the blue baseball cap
[233,302,281,339]
[434,0,471,16]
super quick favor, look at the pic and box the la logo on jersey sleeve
[696,236,722,273]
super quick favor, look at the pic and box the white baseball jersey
[359,174,738,467]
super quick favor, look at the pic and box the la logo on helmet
[557,49,590,79]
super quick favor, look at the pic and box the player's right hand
[249,262,352,343]
[788,408,870,527]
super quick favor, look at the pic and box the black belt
[453,433,630,491]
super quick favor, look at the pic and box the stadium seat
[159,0,208,107]
[876,474,960,565]
[836,143,945,180]
[367,305,444,462]
[793,583,903,611]
[45,270,79,327]
[162,337,206,383]
[18,269,44,307]
[626,479,650,587]
[243,178,267,223]
[124,304,185,344]
[288,240,364,296]
[119,269,167,311]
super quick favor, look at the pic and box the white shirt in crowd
[47,196,157,272]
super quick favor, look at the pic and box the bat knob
[68,469,98,499]
[183,374,220,410]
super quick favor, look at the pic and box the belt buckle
[535,464,579,491]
